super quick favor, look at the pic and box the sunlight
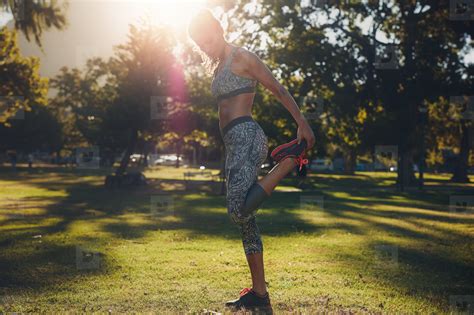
[138,0,208,32]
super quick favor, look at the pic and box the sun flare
[137,0,208,32]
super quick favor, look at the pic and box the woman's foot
[225,287,273,314]
[270,139,308,162]
[280,153,309,172]
[270,138,309,170]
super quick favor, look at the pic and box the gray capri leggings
[220,115,270,255]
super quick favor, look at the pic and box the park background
[0,0,473,313]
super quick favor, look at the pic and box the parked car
[309,159,334,171]
[153,154,183,166]
[130,154,145,163]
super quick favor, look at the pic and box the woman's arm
[242,49,316,149]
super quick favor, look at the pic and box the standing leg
[224,121,269,293]
[245,156,297,297]
[246,251,267,296]
[224,119,297,306]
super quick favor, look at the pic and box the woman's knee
[226,186,255,225]
[228,207,251,225]
[226,178,268,223]
[241,182,270,217]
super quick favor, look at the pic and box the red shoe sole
[271,138,307,162]
[270,139,299,160]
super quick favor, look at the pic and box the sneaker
[270,138,309,171]
[286,153,310,172]
[224,287,273,314]
[270,138,307,161]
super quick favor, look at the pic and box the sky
[0,0,210,80]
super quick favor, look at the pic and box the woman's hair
[188,9,224,77]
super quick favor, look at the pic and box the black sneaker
[225,287,273,314]
[270,138,307,162]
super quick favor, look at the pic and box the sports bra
[211,46,257,102]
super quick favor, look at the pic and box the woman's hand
[296,116,315,150]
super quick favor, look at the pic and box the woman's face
[196,32,222,59]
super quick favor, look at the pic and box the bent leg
[257,156,297,196]
[240,181,271,217]
[241,155,298,217]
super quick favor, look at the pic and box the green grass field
[0,165,473,314]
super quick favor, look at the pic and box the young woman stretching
[188,9,316,313]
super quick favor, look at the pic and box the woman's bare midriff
[218,92,256,130]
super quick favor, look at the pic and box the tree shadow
[0,166,472,312]
[0,168,322,292]
[0,240,114,290]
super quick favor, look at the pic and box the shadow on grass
[0,166,473,311]
[0,167,321,292]
[0,241,117,290]
[293,171,473,192]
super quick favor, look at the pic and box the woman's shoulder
[232,45,258,64]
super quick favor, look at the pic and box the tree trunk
[115,128,138,176]
[142,152,148,166]
[343,148,356,175]
[175,140,182,168]
[198,145,202,165]
[396,7,418,190]
[397,149,417,189]
[451,122,470,183]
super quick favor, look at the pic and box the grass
[0,164,473,314]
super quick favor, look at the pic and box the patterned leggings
[220,115,269,255]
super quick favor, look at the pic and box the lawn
[0,165,473,314]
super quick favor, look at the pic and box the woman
[188,9,315,313]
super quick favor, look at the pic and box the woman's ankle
[252,287,268,297]
[279,155,296,165]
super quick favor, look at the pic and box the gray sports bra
[211,46,257,102]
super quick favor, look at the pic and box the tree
[230,0,384,174]
[0,102,62,154]
[108,22,178,176]
[230,0,472,185]
[426,95,473,182]
[0,26,51,152]
[50,21,182,175]
[49,57,122,159]
[0,0,67,156]
[0,0,68,50]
